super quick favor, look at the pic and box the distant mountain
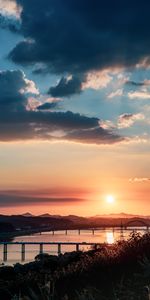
[15,212,150,221]
[0,212,149,231]
[39,214,61,218]
[90,213,150,219]
[63,215,87,223]
[22,212,34,217]
[39,214,87,224]
[39,213,52,218]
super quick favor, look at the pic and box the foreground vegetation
[0,232,150,299]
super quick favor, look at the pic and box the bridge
[123,218,150,230]
[0,241,102,262]
[0,221,149,263]
[4,218,148,238]
[48,222,150,235]
[1,221,149,240]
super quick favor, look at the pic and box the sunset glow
[106,232,115,244]
[106,195,115,204]
[0,0,149,217]
[1,2,150,299]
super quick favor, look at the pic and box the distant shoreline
[0,229,41,242]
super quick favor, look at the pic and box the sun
[106,195,115,204]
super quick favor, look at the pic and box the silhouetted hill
[63,215,87,223]
[0,213,150,233]
[0,222,15,232]
[0,215,73,231]
[22,212,34,217]
[91,212,150,219]
[39,213,61,218]
[19,212,150,220]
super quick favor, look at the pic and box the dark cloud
[0,14,21,32]
[0,193,85,207]
[0,110,124,144]
[125,80,150,87]
[0,69,124,144]
[37,102,60,110]
[65,127,123,145]
[49,75,84,97]
[0,70,35,111]
[0,109,98,131]
[32,66,49,75]
[9,0,150,78]
[119,113,133,120]
[1,187,88,198]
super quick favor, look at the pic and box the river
[0,228,147,264]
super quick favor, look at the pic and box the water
[0,228,147,265]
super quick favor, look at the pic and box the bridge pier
[21,244,25,262]
[120,223,124,239]
[3,244,7,262]
[76,244,79,251]
[78,229,81,235]
[0,242,103,262]
[58,243,61,255]
[94,244,97,250]
[52,230,54,235]
[40,243,43,254]
[92,229,95,235]
[65,230,68,235]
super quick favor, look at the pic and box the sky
[0,0,150,216]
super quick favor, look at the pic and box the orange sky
[0,140,149,216]
[0,0,150,217]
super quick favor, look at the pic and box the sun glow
[106,195,115,204]
[106,231,115,244]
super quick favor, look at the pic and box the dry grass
[0,232,150,299]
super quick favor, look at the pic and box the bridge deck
[0,241,102,245]
[0,241,103,262]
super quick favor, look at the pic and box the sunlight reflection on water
[0,228,146,264]
[106,231,115,244]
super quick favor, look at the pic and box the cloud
[0,0,21,19]
[108,89,123,99]
[0,110,124,144]
[0,70,38,112]
[64,127,123,145]
[0,14,21,32]
[27,97,61,111]
[99,120,115,130]
[126,80,150,87]
[0,193,85,207]
[128,91,150,100]
[49,75,84,97]
[37,102,60,110]
[0,0,22,31]
[82,70,112,90]
[129,178,150,183]
[0,69,124,144]
[49,70,112,97]
[136,57,150,69]
[118,113,145,128]
[7,0,150,96]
